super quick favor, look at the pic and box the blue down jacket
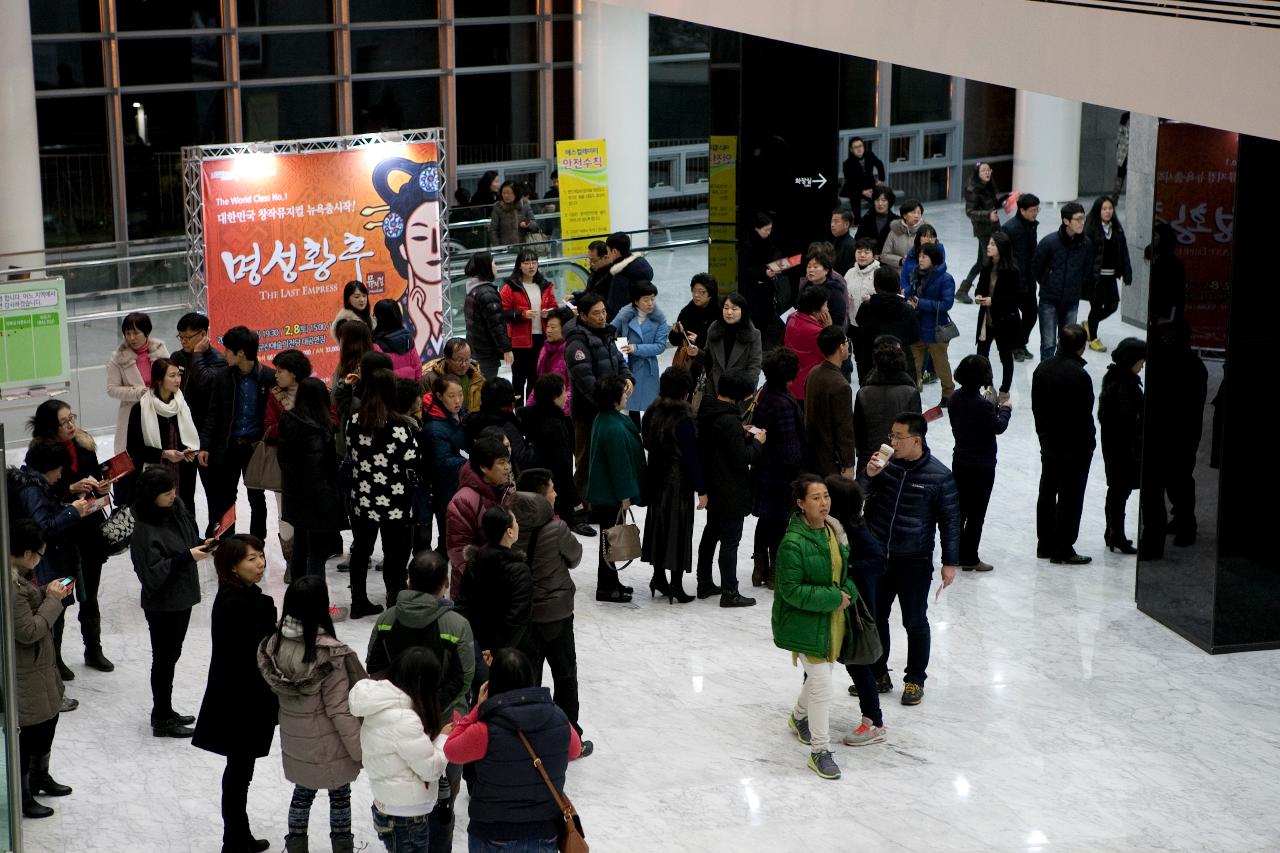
[863,448,961,565]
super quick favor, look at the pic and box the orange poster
[201,141,446,380]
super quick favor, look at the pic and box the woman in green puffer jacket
[771,473,856,781]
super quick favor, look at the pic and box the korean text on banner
[556,139,610,261]
[709,136,738,293]
[200,141,448,381]
[0,277,70,393]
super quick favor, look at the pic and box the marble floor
[22,202,1280,853]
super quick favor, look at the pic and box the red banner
[201,141,446,380]
[1154,123,1237,350]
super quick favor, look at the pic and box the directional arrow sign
[794,173,829,189]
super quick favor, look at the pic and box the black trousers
[752,516,788,568]
[1105,484,1133,541]
[289,528,334,580]
[697,507,745,593]
[1086,274,1120,339]
[1036,453,1091,558]
[211,441,269,540]
[222,753,258,844]
[143,607,192,721]
[953,462,996,565]
[526,616,581,734]
[350,517,412,607]
[1019,288,1039,349]
[976,337,1015,393]
[511,334,545,402]
[591,504,623,594]
[18,714,58,782]
[179,461,216,530]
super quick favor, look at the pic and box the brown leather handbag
[516,731,588,852]
[671,322,695,371]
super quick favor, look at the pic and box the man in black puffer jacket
[1000,193,1041,361]
[603,232,654,321]
[563,293,632,505]
[463,271,512,380]
[1032,201,1095,361]
[863,411,960,707]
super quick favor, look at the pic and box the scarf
[134,345,153,386]
[140,390,200,451]
[62,438,79,473]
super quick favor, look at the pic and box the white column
[1012,91,1082,205]
[577,1,649,243]
[0,0,45,272]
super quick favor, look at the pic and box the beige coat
[880,219,927,279]
[11,572,65,727]
[106,338,169,452]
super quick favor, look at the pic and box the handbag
[516,730,588,853]
[837,596,884,666]
[602,507,642,567]
[671,323,695,372]
[244,441,282,492]
[98,506,135,556]
[934,299,959,344]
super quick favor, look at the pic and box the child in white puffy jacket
[348,647,453,853]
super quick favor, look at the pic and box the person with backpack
[508,468,591,756]
[365,551,475,852]
[349,647,454,853]
[257,576,368,853]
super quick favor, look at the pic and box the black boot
[30,754,72,796]
[751,553,767,588]
[648,567,670,599]
[84,646,114,672]
[21,771,53,819]
[80,612,115,672]
[764,550,776,590]
[53,615,74,681]
[667,568,694,604]
[955,280,974,304]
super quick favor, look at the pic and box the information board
[0,277,70,393]
[555,139,610,260]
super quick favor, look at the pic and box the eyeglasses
[58,413,77,427]
[888,432,916,442]
[1070,215,1086,222]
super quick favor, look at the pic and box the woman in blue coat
[903,243,956,405]
[610,281,669,417]
[422,374,468,549]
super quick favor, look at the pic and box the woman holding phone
[129,466,213,739]
[127,357,201,521]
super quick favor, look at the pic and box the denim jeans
[467,836,558,852]
[372,805,431,852]
[1037,299,1079,360]
[873,555,934,685]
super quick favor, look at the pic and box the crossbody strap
[515,730,571,814]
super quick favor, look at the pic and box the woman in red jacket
[500,249,559,403]
[783,286,833,401]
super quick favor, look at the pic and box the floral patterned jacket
[345,412,419,523]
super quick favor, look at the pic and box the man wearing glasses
[421,337,485,414]
[1031,202,1096,361]
[170,312,226,522]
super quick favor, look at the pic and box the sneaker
[787,714,812,746]
[329,604,349,623]
[901,682,924,705]
[842,718,887,747]
[875,673,893,694]
[1089,338,1108,352]
[807,750,841,780]
[573,740,594,759]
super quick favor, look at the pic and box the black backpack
[376,607,467,713]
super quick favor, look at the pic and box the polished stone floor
[22,204,1278,853]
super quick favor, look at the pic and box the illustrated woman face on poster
[373,157,445,360]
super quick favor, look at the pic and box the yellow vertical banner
[556,139,611,265]
[708,135,738,293]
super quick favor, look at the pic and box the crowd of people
[7,168,1184,849]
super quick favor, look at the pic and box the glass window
[117,0,222,30]
[963,80,1016,159]
[890,135,912,164]
[124,90,226,239]
[456,0,536,16]
[890,167,949,203]
[553,67,573,144]
[36,96,114,246]
[353,77,442,134]
[649,157,676,191]
[891,66,951,125]
[29,0,101,34]
[240,31,334,78]
[243,84,335,141]
[33,41,105,90]
[923,132,948,160]
[455,71,539,164]
[119,37,224,86]
[552,18,573,63]
[351,28,440,73]
[455,23,537,66]
[649,58,708,143]
[237,0,332,25]
[650,16,708,55]
[838,56,876,129]
[350,0,440,23]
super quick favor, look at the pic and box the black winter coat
[464,409,536,473]
[464,279,512,360]
[563,322,631,420]
[171,347,227,426]
[839,151,886,204]
[457,544,533,654]
[853,369,922,458]
[864,448,961,565]
[964,178,1002,239]
[193,583,279,758]
[1033,227,1095,305]
[641,402,704,576]
[201,362,277,460]
[1000,212,1040,298]
[1032,353,1097,459]
[517,403,579,519]
[606,254,654,321]
[854,211,898,256]
[975,265,1023,348]
[1087,223,1133,284]
[696,396,762,519]
[853,296,920,382]
[1098,364,1144,489]
[700,320,762,398]
[947,387,1012,469]
[278,412,348,532]
[129,500,201,612]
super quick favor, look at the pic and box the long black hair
[387,647,443,738]
[487,647,535,698]
[273,575,335,664]
[290,377,333,434]
[341,280,373,327]
[27,398,72,443]
[1085,195,1125,239]
[985,230,1016,273]
[132,466,179,524]
[372,298,405,334]
[720,291,755,330]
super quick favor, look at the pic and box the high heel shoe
[649,578,670,599]
[1104,530,1138,555]
[668,587,695,604]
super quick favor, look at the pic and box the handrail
[4,249,188,279]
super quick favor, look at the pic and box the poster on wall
[555,139,610,260]
[708,135,738,293]
[1153,123,1236,350]
[200,140,446,380]
[0,277,70,394]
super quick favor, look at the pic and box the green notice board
[0,277,70,392]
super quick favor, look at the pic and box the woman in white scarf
[126,358,202,505]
